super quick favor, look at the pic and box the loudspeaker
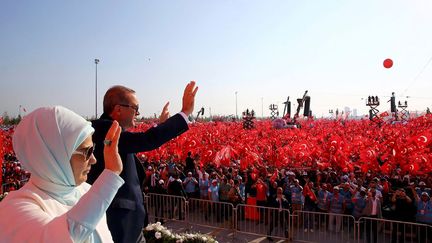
[390,97,396,112]
[303,96,311,116]
[286,101,291,117]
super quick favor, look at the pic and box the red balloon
[383,58,393,68]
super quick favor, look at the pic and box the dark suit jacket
[268,196,290,210]
[362,197,382,218]
[268,196,290,223]
[168,179,187,197]
[88,113,188,243]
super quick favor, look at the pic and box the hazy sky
[1,0,432,119]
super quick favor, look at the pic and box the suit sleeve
[119,113,189,154]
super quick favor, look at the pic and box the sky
[1,0,432,119]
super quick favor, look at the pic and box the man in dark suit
[184,151,195,175]
[362,188,382,243]
[267,187,290,241]
[87,81,198,243]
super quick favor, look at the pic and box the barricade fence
[236,204,290,240]
[187,198,235,231]
[357,217,432,243]
[292,210,356,243]
[144,193,432,242]
[145,193,187,224]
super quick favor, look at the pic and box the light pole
[235,91,238,119]
[261,97,264,118]
[95,59,100,119]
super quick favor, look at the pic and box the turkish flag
[413,132,431,147]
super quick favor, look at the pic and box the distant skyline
[1,0,431,119]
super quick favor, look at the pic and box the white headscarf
[12,106,94,205]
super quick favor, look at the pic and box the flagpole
[95,59,100,119]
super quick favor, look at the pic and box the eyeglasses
[118,104,140,115]
[72,145,95,161]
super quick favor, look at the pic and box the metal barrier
[144,193,432,243]
[145,193,187,224]
[357,217,432,243]
[236,204,291,241]
[187,198,236,231]
[292,210,356,243]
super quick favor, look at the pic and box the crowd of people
[4,141,432,227]
[1,153,30,195]
[141,153,432,228]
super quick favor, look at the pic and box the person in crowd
[340,182,355,232]
[208,179,220,202]
[184,151,195,175]
[268,180,279,202]
[87,81,198,243]
[328,171,341,186]
[0,106,123,242]
[352,187,368,239]
[183,171,198,199]
[238,176,246,200]
[316,183,330,229]
[229,179,245,206]
[298,171,308,186]
[362,188,382,243]
[340,182,354,215]
[167,173,186,220]
[254,177,269,224]
[149,166,160,192]
[154,179,168,224]
[159,163,169,182]
[410,186,432,243]
[352,188,367,220]
[412,191,432,224]
[328,186,345,233]
[290,178,303,212]
[390,175,404,191]
[391,188,414,243]
[380,177,391,205]
[210,170,222,183]
[267,187,290,241]
[167,159,177,177]
[144,166,158,193]
[199,172,210,200]
[197,172,210,219]
[197,165,206,180]
[143,166,153,191]
[369,180,383,203]
[244,169,256,203]
[416,181,431,198]
[218,177,233,222]
[303,181,317,232]
[232,169,242,181]
[208,179,220,222]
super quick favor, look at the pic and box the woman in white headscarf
[0,106,124,242]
